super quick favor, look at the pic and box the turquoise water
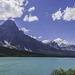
[0,57,75,75]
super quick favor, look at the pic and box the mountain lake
[0,57,75,75]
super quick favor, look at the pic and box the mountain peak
[1,20,19,31]
[48,41,60,49]
[4,20,15,23]
[60,43,67,47]
[2,20,16,27]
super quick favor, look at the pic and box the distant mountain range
[49,41,75,51]
[0,20,75,57]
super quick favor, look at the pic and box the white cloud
[52,8,62,21]
[38,36,42,39]
[33,36,36,39]
[30,35,42,39]
[0,0,25,20]
[23,14,39,22]
[0,0,38,21]
[21,27,30,33]
[29,35,37,39]
[29,35,33,38]
[42,40,49,44]
[54,38,68,45]
[25,0,29,6]
[52,5,75,21]
[63,7,75,21]
[28,7,35,12]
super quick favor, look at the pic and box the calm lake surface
[0,57,75,75]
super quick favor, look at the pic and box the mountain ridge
[49,41,75,51]
[0,20,59,55]
[0,20,75,56]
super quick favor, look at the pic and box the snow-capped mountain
[49,41,75,51]
[48,41,61,50]
[60,43,75,51]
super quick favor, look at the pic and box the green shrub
[51,68,75,75]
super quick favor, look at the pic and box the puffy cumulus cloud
[38,36,42,39]
[21,27,30,33]
[52,5,75,21]
[52,8,62,21]
[25,0,29,6]
[0,0,25,20]
[63,7,75,21]
[54,38,68,45]
[23,14,39,22]
[28,7,35,12]
[42,40,49,44]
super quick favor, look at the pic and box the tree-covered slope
[0,46,75,57]
[0,46,50,57]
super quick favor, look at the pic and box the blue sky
[0,0,75,44]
